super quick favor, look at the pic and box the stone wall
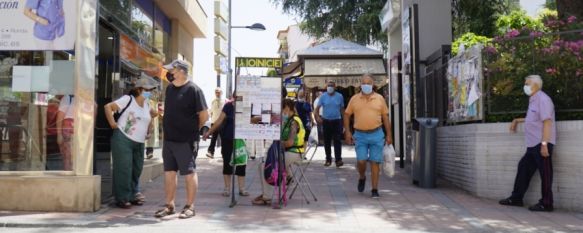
[436,121,583,211]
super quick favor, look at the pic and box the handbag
[113,95,132,122]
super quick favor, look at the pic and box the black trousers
[208,123,220,154]
[510,144,554,207]
[221,138,246,176]
[323,119,343,162]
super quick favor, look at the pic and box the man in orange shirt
[344,74,393,198]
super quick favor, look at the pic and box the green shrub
[452,33,492,56]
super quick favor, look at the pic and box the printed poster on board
[0,0,77,50]
[234,76,282,140]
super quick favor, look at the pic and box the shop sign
[214,0,228,21]
[304,59,386,76]
[304,75,386,89]
[236,57,283,68]
[0,0,77,50]
[214,54,227,73]
[214,36,228,56]
[214,18,228,39]
[120,34,164,78]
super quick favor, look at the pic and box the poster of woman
[0,0,76,50]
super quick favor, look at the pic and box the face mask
[282,113,289,122]
[361,84,373,94]
[523,85,533,96]
[142,91,151,99]
[327,87,335,94]
[166,72,175,82]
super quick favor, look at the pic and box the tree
[452,0,520,38]
[556,0,583,20]
[271,0,387,48]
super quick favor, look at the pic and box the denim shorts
[353,128,385,163]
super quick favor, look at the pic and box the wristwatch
[541,141,548,146]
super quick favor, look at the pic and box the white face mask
[523,85,533,96]
[327,87,335,94]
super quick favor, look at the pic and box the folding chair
[288,142,318,204]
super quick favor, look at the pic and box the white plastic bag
[308,126,318,145]
[383,144,396,177]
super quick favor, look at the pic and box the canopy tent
[297,38,387,89]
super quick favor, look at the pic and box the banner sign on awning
[0,0,77,50]
[304,75,386,89]
[304,59,386,76]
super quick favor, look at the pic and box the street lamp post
[226,0,265,98]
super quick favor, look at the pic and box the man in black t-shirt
[155,59,208,219]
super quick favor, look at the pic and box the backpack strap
[118,95,133,118]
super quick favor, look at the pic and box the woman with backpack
[202,92,250,197]
[104,76,157,209]
[252,98,305,205]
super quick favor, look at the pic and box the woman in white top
[105,77,157,209]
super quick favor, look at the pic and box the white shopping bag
[308,126,318,145]
[383,144,396,177]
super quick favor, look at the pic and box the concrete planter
[436,120,583,211]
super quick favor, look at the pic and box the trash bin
[412,118,439,188]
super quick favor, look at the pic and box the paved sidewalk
[1,144,583,233]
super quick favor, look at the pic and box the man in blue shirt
[315,81,344,167]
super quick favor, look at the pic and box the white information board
[234,76,282,140]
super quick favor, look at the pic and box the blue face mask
[142,91,152,99]
[361,84,373,94]
[327,87,335,94]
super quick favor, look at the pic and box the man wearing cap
[206,88,224,159]
[499,75,556,212]
[155,59,208,219]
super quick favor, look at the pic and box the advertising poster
[0,0,77,50]
[234,75,282,140]
[446,44,483,123]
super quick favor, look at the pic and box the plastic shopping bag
[308,126,318,145]
[233,139,249,166]
[383,144,396,177]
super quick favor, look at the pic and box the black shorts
[162,140,197,175]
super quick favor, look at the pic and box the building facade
[0,0,206,212]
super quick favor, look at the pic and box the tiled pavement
[1,143,583,233]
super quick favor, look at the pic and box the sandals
[115,201,131,209]
[239,190,250,196]
[178,205,196,219]
[251,195,271,206]
[154,204,175,218]
[222,188,230,197]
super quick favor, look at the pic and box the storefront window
[0,51,76,171]
[154,23,169,60]
[131,3,153,46]
[100,0,131,26]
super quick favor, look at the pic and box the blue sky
[193,0,298,106]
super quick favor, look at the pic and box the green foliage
[483,11,583,122]
[271,0,387,48]
[545,0,557,10]
[452,0,520,38]
[495,10,546,34]
[452,33,492,56]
